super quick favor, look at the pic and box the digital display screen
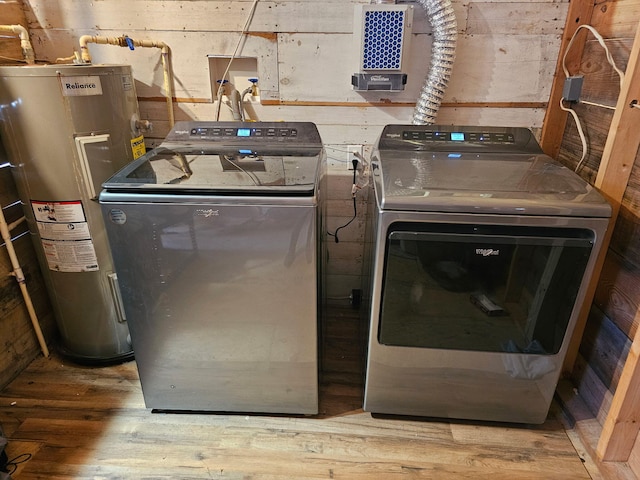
[451,132,465,141]
[238,149,252,154]
[237,128,251,137]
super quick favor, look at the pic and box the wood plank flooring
[0,307,596,479]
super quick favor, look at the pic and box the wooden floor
[0,307,603,479]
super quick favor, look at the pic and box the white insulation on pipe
[412,0,458,125]
[0,24,35,64]
[79,35,175,128]
[0,208,49,358]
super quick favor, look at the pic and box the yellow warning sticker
[131,135,146,159]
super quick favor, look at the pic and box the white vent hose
[412,0,457,125]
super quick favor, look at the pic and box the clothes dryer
[363,125,611,423]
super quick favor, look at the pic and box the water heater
[0,64,146,363]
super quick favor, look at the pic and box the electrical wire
[559,97,588,172]
[560,24,625,173]
[324,147,371,181]
[579,100,616,110]
[328,196,357,244]
[4,452,32,474]
[324,146,361,169]
[352,151,370,190]
[562,25,625,89]
[328,159,359,243]
[214,0,260,120]
[222,155,262,186]
[0,55,26,63]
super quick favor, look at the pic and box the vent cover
[353,4,413,91]
[362,9,407,70]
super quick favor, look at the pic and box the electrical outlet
[347,145,364,169]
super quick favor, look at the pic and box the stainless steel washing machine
[99,121,325,414]
[363,124,611,424]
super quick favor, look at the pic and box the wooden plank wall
[0,0,26,65]
[569,9,639,425]
[21,0,568,305]
[0,1,55,389]
[545,0,640,472]
[0,157,54,387]
[0,158,54,389]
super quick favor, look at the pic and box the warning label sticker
[32,200,85,223]
[31,200,99,272]
[36,221,91,241]
[131,135,146,160]
[41,239,99,272]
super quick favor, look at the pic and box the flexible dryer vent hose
[412,0,458,125]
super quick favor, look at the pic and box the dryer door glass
[378,223,594,354]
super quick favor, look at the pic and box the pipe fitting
[78,35,174,127]
[230,89,243,121]
[0,24,35,64]
[0,207,49,357]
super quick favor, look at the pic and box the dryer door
[378,222,595,355]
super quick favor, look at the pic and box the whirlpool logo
[195,209,220,218]
[476,248,500,257]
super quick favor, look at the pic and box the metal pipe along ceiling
[412,0,458,125]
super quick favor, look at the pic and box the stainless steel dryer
[99,121,325,414]
[363,125,611,424]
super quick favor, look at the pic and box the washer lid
[375,151,611,217]
[102,122,323,196]
[102,145,322,195]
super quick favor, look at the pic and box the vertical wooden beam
[540,0,595,157]
[594,20,640,462]
[554,1,602,375]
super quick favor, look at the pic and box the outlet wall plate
[347,145,364,169]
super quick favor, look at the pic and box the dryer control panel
[378,125,543,153]
[401,130,514,144]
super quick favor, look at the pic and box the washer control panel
[189,126,298,139]
[165,121,321,145]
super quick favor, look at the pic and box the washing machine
[363,124,611,424]
[99,121,325,414]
